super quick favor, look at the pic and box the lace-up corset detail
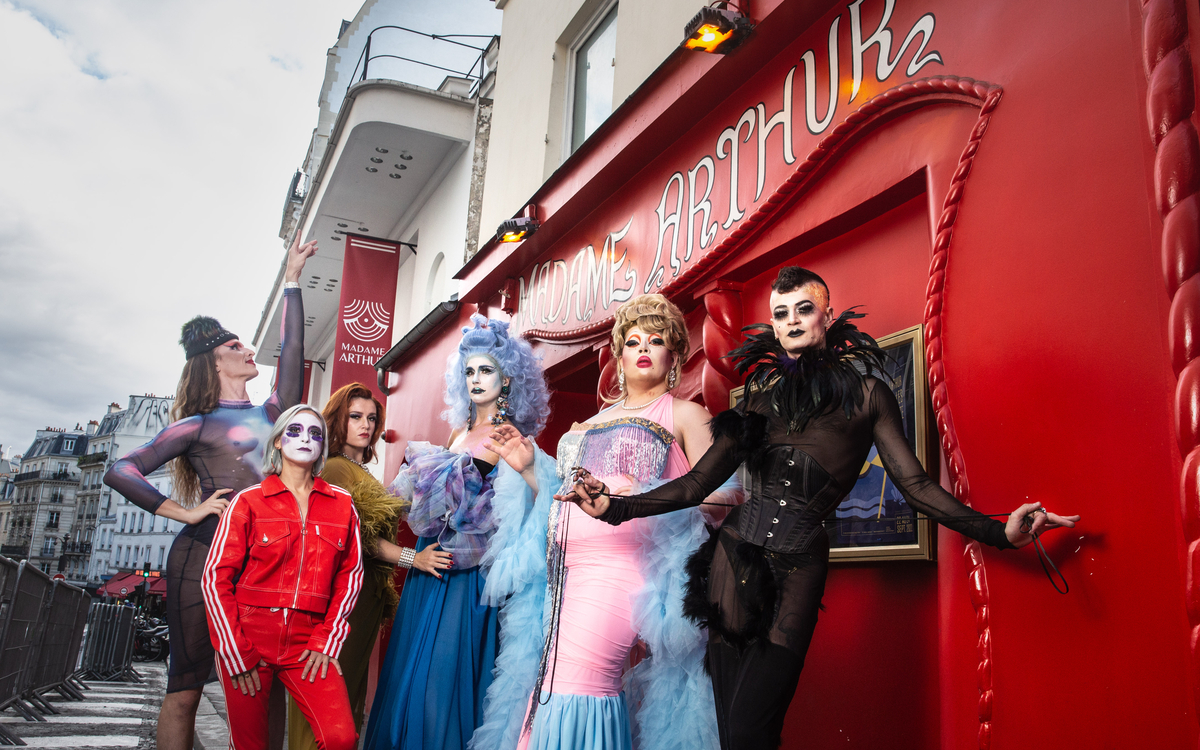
[735,446,843,553]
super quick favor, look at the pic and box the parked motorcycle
[133,615,170,662]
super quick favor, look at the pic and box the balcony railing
[63,541,91,555]
[14,470,76,483]
[1,543,28,556]
[346,26,496,99]
[77,451,108,467]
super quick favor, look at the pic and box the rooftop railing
[346,26,497,99]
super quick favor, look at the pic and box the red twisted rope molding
[1142,0,1200,733]
[922,85,1004,750]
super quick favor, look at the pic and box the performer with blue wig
[363,314,551,750]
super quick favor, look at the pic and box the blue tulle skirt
[525,692,632,750]
[363,537,499,750]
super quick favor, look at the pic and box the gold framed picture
[728,324,934,562]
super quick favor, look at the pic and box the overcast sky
[0,0,501,458]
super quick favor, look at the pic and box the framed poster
[728,324,934,562]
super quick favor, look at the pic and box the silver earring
[667,369,677,389]
[617,368,625,389]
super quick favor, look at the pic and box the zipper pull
[316,524,320,537]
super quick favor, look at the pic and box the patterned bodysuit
[105,287,303,692]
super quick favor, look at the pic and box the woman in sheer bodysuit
[564,267,1080,750]
[104,236,316,750]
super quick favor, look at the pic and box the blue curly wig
[443,314,551,438]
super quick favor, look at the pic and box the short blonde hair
[606,294,689,402]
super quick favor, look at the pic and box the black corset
[735,446,843,554]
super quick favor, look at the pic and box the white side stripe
[201,487,257,675]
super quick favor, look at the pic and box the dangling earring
[617,367,625,391]
[667,367,677,390]
[491,383,511,426]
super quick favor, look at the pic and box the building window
[124,546,130,566]
[46,511,59,529]
[121,513,127,532]
[63,439,74,452]
[133,546,140,566]
[570,4,618,153]
[41,537,55,555]
[137,514,144,533]
[158,547,165,568]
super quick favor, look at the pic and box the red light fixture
[683,4,754,54]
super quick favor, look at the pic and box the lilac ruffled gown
[363,443,500,750]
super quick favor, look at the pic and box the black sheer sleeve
[104,416,202,514]
[869,381,1015,550]
[263,287,304,421]
[599,429,744,525]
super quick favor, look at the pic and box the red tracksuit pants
[214,606,355,750]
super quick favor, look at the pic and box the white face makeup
[280,411,324,466]
[465,355,506,407]
[769,285,833,356]
[619,326,675,390]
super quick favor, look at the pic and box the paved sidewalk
[0,662,163,749]
[193,679,229,750]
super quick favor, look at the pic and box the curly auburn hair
[605,294,689,403]
[322,383,386,464]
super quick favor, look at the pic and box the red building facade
[377,0,1200,746]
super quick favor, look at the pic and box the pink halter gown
[518,394,691,750]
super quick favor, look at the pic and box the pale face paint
[280,411,324,467]
[769,284,833,356]
[465,355,506,408]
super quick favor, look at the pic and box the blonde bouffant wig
[605,294,689,403]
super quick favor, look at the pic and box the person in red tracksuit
[202,404,364,750]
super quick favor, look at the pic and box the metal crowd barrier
[0,557,94,745]
[78,602,140,684]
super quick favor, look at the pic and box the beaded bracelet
[395,547,417,570]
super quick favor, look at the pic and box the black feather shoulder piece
[726,308,887,433]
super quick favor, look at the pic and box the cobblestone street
[0,662,230,750]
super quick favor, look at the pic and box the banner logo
[342,299,391,343]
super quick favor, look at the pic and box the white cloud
[0,0,495,453]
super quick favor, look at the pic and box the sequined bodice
[554,417,676,494]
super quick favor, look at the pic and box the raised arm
[264,235,317,419]
[869,381,1016,550]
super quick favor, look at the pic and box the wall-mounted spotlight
[496,205,541,243]
[683,4,754,54]
[496,217,540,243]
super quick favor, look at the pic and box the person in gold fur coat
[287,383,452,750]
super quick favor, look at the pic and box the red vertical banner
[330,235,401,401]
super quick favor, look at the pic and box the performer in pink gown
[470,295,739,750]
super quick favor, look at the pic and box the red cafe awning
[97,572,166,597]
[96,572,140,597]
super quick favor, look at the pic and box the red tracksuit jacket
[201,474,363,677]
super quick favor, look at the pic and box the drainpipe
[374,296,461,396]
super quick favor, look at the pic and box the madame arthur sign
[511,0,947,338]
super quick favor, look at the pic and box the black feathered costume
[599,311,1013,750]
